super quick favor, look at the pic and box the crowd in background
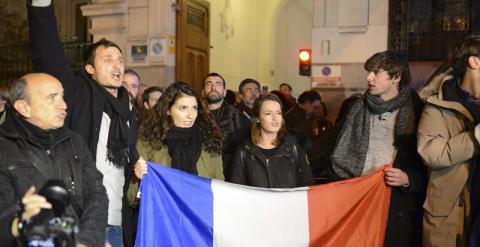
[1,1,480,247]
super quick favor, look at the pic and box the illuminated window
[388,0,480,61]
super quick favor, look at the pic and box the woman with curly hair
[229,93,314,188]
[128,81,224,206]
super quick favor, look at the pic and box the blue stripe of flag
[136,162,214,247]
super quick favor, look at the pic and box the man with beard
[331,50,427,247]
[122,69,141,107]
[237,78,261,119]
[202,73,250,179]
[27,1,138,246]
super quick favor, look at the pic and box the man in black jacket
[201,73,250,179]
[284,90,321,137]
[27,1,138,246]
[236,78,261,119]
[0,73,108,247]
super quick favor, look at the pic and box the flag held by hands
[136,162,391,247]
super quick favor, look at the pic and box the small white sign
[312,65,342,88]
[149,37,167,57]
[149,37,168,65]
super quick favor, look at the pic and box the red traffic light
[299,50,310,62]
[299,49,312,76]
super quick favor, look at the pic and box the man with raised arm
[27,1,138,246]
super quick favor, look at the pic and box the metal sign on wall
[149,37,166,64]
[127,41,148,66]
[131,45,148,63]
[311,65,342,88]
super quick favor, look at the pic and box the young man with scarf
[27,1,138,246]
[417,35,480,247]
[331,50,427,247]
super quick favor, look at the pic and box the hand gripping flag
[136,162,391,247]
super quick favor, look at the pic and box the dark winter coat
[284,104,312,136]
[0,110,5,125]
[236,101,255,119]
[28,5,137,160]
[283,104,313,151]
[212,102,250,180]
[331,92,427,247]
[0,109,108,247]
[230,133,314,188]
[27,4,138,246]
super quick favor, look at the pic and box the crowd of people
[0,1,480,247]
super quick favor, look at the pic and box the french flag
[136,162,391,247]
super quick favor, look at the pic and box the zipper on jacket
[47,132,57,179]
[67,140,78,195]
[47,132,54,160]
[257,151,284,187]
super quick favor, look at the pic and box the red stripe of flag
[308,165,392,247]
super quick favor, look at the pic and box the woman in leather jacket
[230,93,314,188]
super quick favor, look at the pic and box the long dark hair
[138,81,222,154]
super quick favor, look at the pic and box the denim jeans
[106,225,124,247]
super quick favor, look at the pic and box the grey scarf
[331,85,415,178]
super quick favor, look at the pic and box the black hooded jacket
[0,108,108,247]
[230,133,314,188]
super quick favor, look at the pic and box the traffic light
[299,48,312,76]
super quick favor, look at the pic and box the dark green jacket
[127,139,224,206]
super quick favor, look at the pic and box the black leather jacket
[230,133,314,188]
[212,102,250,179]
[0,109,108,247]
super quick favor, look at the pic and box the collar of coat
[242,133,298,160]
[419,70,474,122]
[0,106,72,149]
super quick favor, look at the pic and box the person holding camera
[0,73,108,247]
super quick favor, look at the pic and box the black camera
[19,180,78,247]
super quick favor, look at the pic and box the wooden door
[176,0,210,93]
